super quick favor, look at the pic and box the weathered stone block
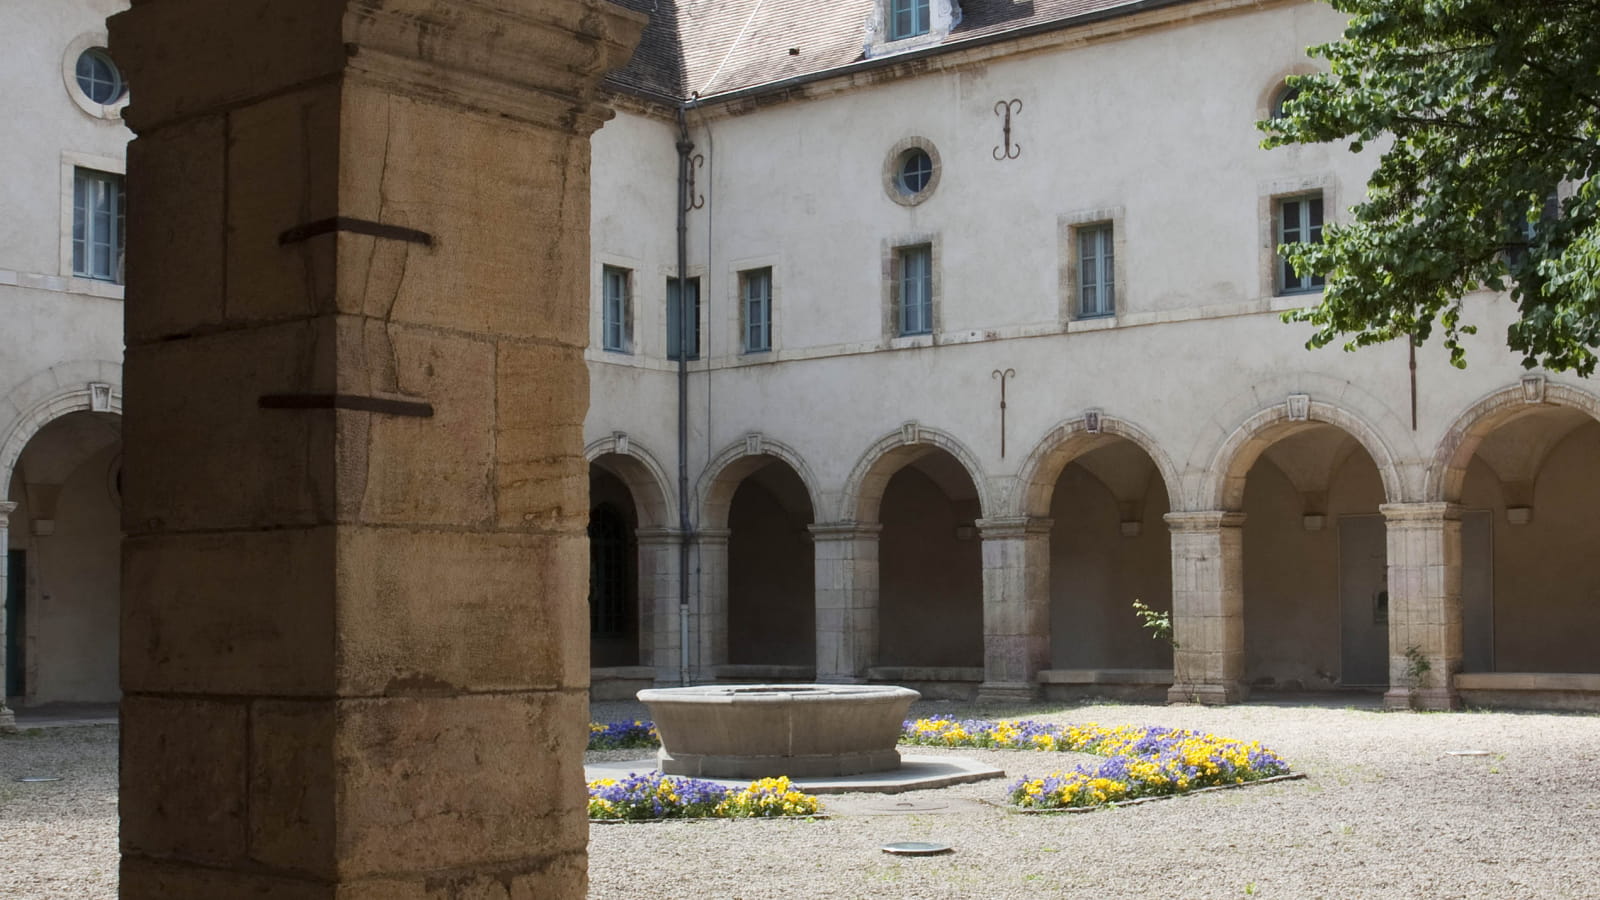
[122,529,337,695]
[120,697,249,864]
[333,692,589,878]
[334,528,587,695]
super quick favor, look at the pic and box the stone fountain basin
[636,683,920,779]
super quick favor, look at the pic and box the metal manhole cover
[882,841,952,856]
[869,800,950,813]
[16,776,62,783]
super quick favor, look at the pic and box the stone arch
[1202,399,1404,512]
[838,424,993,523]
[1008,412,1181,518]
[584,433,677,529]
[1425,377,1600,503]
[0,371,123,499]
[696,434,822,531]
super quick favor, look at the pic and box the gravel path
[4,702,1597,898]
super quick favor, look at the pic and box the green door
[5,550,23,699]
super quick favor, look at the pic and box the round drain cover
[870,800,949,813]
[16,776,62,783]
[881,841,952,856]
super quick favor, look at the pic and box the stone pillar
[0,501,14,733]
[1381,502,1463,711]
[693,528,731,682]
[1164,511,1247,704]
[975,516,1052,702]
[636,527,684,685]
[109,2,644,897]
[810,522,883,683]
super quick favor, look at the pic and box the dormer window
[889,0,930,40]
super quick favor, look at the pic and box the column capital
[974,516,1053,538]
[111,0,648,134]
[0,500,15,526]
[1163,510,1246,532]
[808,521,884,541]
[634,527,685,546]
[1379,502,1463,524]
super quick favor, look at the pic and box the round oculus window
[75,49,125,105]
[896,148,934,196]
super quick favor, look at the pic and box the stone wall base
[1168,682,1247,705]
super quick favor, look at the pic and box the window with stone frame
[888,0,930,40]
[1276,193,1325,295]
[894,244,933,336]
[666,276,700,361]
[601,265,632,353]
[72,167,124,283]
[740,267,772,353]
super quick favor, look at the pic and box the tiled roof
[602,0,1186,103]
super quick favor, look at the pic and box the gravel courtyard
[3,700,1597,899]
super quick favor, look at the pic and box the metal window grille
[743,268,772,352]
[1278,194,1325,294]
[667,276,700,360]
[898,245,932,336]
[588,503,631,638]
[1077,224,1115,317]
[602,266,630,352]
[73,168,125,283]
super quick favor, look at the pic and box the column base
[814,674,869,685]
[0,702,15,734]
[1384,687,1461,711]
[1167,682,1247,705]
[976,681,1040,704]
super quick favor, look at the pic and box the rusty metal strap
[259,393,434,418]
[277,216,434,247]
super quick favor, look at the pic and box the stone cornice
[112,0,647,133]
[975,516,1054,538]
[1163,511,1247,532]
[808,522,884,540]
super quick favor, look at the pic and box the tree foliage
[1262,0,1600,374]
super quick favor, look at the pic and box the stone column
[0,501,14,733]
[1380,502,1463,711]
[636,527,684,685]
[810,522,883,683]
[109,2,643,897]
[1164,511,1247,704]
[693,528,731,682]
[975,516,1052,702]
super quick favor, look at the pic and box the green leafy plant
[1131,598,1178,649]
[1404,644,1432,690]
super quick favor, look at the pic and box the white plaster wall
[587,0,1593,526]
[0,0,129,705]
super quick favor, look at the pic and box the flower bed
[903,717,1292,810]
[587,771,822,820]
[588,720,659,750]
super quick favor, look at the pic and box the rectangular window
[73,168,124,283]
[889,0,930,40]
[666,276,700,361]
[601,265,631,353]
[1077,224,1115,317]
[741,267,772,353]
[897,244,933,336]
[1277,194,1325,294]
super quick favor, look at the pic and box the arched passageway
[1047,439,1172,673]
[1451,407,1600,674]
[725,458,815,670]
[588,465,640,668]
[876,449,983,672]
[4,410,122,707]
[1238,423,1388,692]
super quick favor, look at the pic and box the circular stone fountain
[637,684,921,778]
